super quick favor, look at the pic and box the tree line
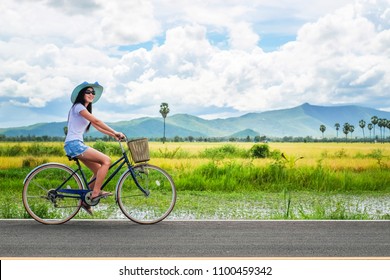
[320,116,390,142]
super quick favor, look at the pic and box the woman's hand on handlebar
[114,131,126,141]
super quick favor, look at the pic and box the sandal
[91,191,113,201]
[81,201,93,216]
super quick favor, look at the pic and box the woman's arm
[93,124,116,137]
[79,109,124,140]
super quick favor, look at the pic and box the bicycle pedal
[84,192,99,206]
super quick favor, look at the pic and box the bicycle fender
[115,164,149,202]
[115,169,131,202]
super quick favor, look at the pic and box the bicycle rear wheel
[117,164,176,224]
[23,163,83,225]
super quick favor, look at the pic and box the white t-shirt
[65,103,90,142]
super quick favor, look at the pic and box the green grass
[1,142,389,220]
[171,160,390,193]
[1,163,389,220]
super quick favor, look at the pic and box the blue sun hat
[71,81,103,104]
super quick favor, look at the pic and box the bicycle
[22,137,176,225]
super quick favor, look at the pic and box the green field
[0,141,389,220]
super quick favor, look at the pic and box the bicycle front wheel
[23,163,83,225]
[117,164,176,224]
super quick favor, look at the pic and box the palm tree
[359,120,366,140]
[378,118,387,143]
[334,123,340,139]
[349,125,355,140]
[384,119,389,141]
[159,102,170,144]
[343,123,350,142]
[371,116,378,140]
[319,125,326,139]
[387,120,390,142]
[367,123,373,140]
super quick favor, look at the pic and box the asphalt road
[0,220,389,258]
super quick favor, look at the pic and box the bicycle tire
[117,164,176,224]
[23,163,83,225]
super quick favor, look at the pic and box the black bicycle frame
[57,145,149,199]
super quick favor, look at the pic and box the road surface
[0,220,389,258]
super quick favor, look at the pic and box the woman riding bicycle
[64,82,124,214]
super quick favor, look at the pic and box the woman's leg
[79,160,100,190]
[78,147,111,198]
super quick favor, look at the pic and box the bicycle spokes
[117,164,176,224]
[23,164,83,225]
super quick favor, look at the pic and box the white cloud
[105,0,390,114]
[99,0,161,46]
[228,22,260,51]
[0,0,390,128]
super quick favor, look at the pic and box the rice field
[0,141,389,220]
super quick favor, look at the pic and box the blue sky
[0,0,389,128]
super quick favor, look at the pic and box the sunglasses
[85,90,95,95]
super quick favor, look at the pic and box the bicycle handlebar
[120,134,128,142]
[116,134,128,153]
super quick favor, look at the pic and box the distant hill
[229,129,260,138]
[1,103,390,138]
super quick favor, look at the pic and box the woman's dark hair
[73,87,93,132]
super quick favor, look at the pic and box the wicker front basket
[127,138,150,163]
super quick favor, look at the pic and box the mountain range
[1,103,390,139]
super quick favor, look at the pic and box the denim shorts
[64,140,89,158]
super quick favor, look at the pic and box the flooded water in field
[103,192,390,220]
